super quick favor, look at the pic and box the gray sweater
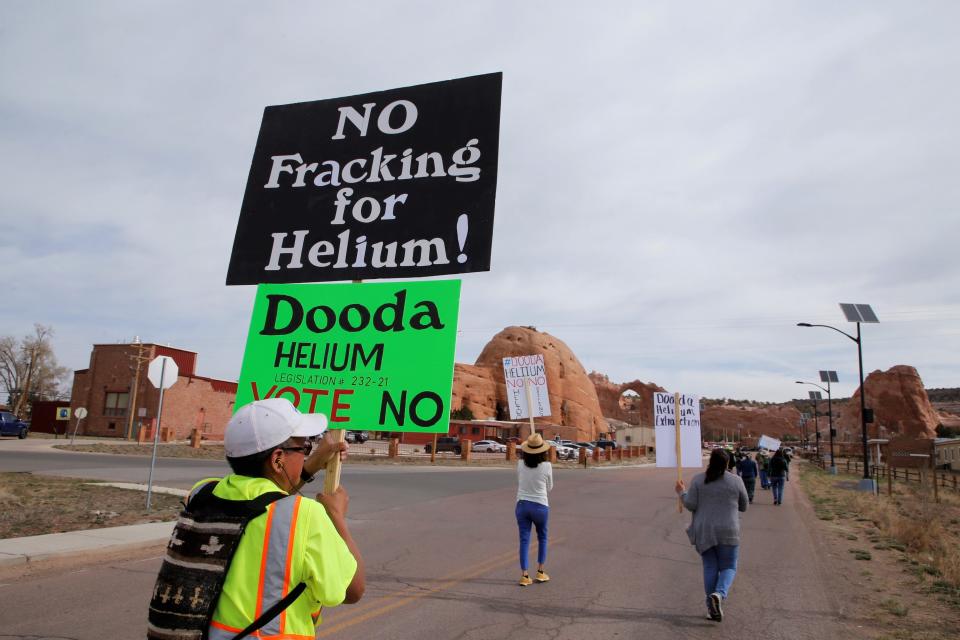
[682,471,749,554]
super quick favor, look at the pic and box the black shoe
[709,593,723,621]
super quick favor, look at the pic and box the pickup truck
[0,411,30,438]
[423,436,462,455]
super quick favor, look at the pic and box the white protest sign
[654,391,703,468]
[502,354,551,419]
[758,435,781,451]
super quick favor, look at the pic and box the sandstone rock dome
[451,326,606,441]
[835,365,939,439]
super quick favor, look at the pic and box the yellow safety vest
[189,476,357,639]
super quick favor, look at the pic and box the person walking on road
[675,448,749,622]
[516,433,554,586]
[768,448,789,505]
[758,450,770,490]
[736,453,759,503]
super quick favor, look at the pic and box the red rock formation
[450,363,499,420]
[700,404,803,442]
[458,326,606,441]
[835,365,939,439]
[589,372,664,426]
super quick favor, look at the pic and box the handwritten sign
[653,391,702,468]
[758,435,782,451]
[502,354,551,419]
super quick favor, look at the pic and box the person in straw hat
[516,432,554,586]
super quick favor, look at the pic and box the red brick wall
[69,344,236,439]
[29,400,72,435]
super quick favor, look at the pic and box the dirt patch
[0,472,182,539]
[54,443,225,459]
[800,462,960,639]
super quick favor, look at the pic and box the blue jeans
[770,477,785,503]
[516,500,549,571]
[701,544,739,601]
[759,469,769,488]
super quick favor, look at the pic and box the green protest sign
[236,280,461,433]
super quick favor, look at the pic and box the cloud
[1,1,958,401]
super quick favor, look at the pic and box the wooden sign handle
[675,392,683,513]
[525,378,537,435]
[323,429,346,496]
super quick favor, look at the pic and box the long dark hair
[705,449,729,484]
[522,450,547,468]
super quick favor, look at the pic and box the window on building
[104,392,129,417]
[472,427,481,435]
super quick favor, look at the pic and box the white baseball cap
[225,398,328,458]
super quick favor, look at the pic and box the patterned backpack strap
[147,483,288,640]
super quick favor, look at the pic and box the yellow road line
[317,538,565,637]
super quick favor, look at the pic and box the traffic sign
[148,356,179,389]
[74,407,88,419]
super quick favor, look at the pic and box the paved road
[0,442,855,639]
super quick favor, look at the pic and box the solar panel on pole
[840,303,879,323]
[809,391,822,400]
[819,370,838,383]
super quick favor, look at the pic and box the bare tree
[0,325,70,415]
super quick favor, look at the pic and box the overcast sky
[2,1,958,403]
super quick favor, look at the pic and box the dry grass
[0,472,182,538]
[802,464,960,610]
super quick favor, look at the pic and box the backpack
[147,481,305,640]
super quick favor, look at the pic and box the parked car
[472,439,506,453]
[345,430,369,444]
[548,441,578,460]
[424,436,462,455]
[0,411,29,439]
[566,443,592,458]
[576,441,596,454]
[592,439,620,450]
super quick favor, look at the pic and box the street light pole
[797,381,835,473]
[855,322,869,479]
[798,303,878,491]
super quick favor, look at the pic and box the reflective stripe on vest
[208,494,305,640]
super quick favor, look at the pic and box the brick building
[70,343,237,440]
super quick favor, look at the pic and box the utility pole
[126,339,150,440]
[13,345,39,417]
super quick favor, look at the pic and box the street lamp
[803,394,821,458]
[797,379,836,473]
[798,303,879,491]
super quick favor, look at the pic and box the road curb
[0,521,175,568]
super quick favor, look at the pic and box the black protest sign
[226,73,502,285]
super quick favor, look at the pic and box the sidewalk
[0,520,175,568]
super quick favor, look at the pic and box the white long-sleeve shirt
[516,461,553,506]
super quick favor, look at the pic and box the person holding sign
[674,449,748,622]
[516,433,554,587]
[149,398,364,639]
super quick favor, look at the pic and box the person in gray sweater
[675,448,748,622]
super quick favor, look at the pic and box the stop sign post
[70,407,88,445]
[146,356,178,510]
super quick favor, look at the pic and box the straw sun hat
[521,433,551,455]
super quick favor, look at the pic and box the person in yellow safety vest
[194,398,365,639]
